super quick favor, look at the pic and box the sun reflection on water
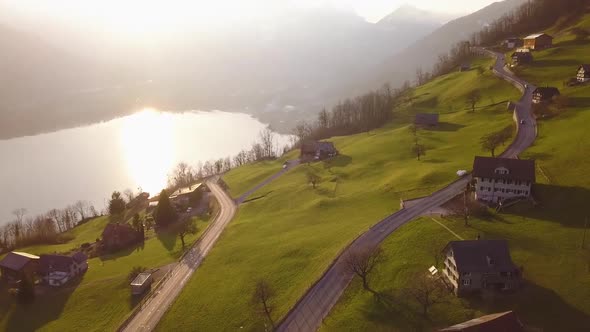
[120,109,174,196]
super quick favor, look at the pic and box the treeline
[473,0,588,46]
[167,126,290,191]
[0,201,100,251]
[290,84,409,144]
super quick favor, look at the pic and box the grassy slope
[157,58,521,331]
[223,151,298,198]
[0,216,210,332]
[324,14,590,332]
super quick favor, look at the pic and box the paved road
[277,51,537,332]
[236,159,301,204]
[120,180,237,332]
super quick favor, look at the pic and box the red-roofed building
[439,311,525,332]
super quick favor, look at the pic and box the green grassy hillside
[324,14,590,332]
[158,57,522,331]
[0,215,210,332]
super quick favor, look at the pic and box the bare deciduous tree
[252,279,275,330]
[306,170,321,189]
[259,126,276,160]
[466,89,482,113]
[412,142,426,161]
[403,273,449,318]
[178,218,197,250]
[344,247,384,294]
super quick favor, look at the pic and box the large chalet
[523,33,553,50]
[532,87,560,104]
[472,156,535,204]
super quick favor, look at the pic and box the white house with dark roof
[472,156,535,204]
[442,240,522,296]
[39,252,88,287]
[578,64,590,83]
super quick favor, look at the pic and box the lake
[0,109,292,222]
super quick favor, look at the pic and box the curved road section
[121,180,237,332]
[277,51,537,332]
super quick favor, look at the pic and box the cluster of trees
[0,201,100,251]
[167,127,283,192]
[292,84,406,144]
[473,0,588,46]
[480,125,514,157]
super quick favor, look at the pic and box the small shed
[131,272,153,295]
[504,38,523,49]
[414,113,439,127]
[523,33,553,50]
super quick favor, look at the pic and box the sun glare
[120,109,175,196]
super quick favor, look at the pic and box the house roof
[439,311,524,332]
[579,64,590,73]
[444,240,518,274]
[39,254,74,274]
[0,252,39,271]
[524,33,552,40]
[170,183,203,199]
[472,156,535,182]
[301,141,337,153]
[533,87,560,98]
[414,113,439,126]
[131,272,152,286]
[317,141,337,153]
[72,252,87,264]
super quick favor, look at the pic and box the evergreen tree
[155,190,177,227]
[108,191,126,215]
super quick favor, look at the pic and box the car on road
[186,207,192,213]
[282,162,288,169]
[520,120,526,125]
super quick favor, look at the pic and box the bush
[128,266,148,282]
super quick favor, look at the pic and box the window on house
[487,187,491,192]
[462,272,471,277]
[480,186,484,191]
[462,279,471,286]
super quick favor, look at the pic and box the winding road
[277,51,537,332]
[120,179,237,332]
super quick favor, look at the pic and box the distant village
[0,183,208,297]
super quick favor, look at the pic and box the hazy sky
[1,0,502,24]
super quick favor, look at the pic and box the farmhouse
[523,33,553,50]
[503,37,523,49]
[0,251,39,284]
[442,240,522,296]
[39,252,88,287]
[577,64,590,83]
[101,223,142,252]
[414,113,439,127]
[439,311,525,332]
[532,87,560,104]
[511,51,533,65]
[300,141,338,160]
[472,156,535,204]
[169,183,204,207]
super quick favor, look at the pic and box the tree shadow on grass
[99,240,146,262]
[5,276,84,332]
[431,122,466,132]
[465,282,590,331]
[359,290,427,331]
[503,184,590,227]
[532,59,580,67]
[569,97,590,108]
[323,155,352,169]
[155,228,177,252]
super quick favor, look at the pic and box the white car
[456,170,468,177]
